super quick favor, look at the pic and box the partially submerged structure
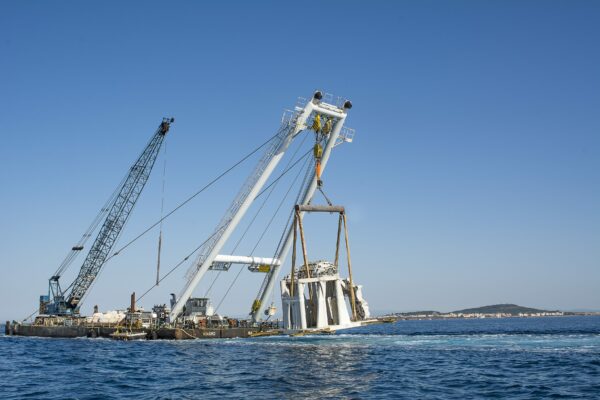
[280,205,372,333]
[281,261,371,331]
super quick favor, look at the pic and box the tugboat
[109,329,147,341]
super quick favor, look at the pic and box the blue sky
[1,1,599,321]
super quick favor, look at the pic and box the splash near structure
[7,91,383,340]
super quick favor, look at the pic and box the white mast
[170,91,351,321]
[251,103,350,321]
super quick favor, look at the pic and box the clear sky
[1,1,599,321]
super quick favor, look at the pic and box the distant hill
[453,304,555,315]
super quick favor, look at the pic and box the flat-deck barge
[5,320,281,340]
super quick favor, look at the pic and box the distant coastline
[384,304,600,320]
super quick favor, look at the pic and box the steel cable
[205,134,310,299]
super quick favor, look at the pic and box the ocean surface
[1,316,599,399]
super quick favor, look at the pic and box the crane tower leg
[251,112,347,321]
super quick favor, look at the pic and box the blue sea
[1,316,599,399]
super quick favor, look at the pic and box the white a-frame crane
[169,91,353,321]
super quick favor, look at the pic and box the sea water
[1,316,599,399]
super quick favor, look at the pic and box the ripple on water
[1,316,600,399]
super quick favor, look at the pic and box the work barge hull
[5,321,277,340]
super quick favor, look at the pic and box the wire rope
[214,148,313,313]
[134,127,294,304]
[156,140,168,285]
[27,128,284,321]
[206,133,310,299]
[103,128,284,263]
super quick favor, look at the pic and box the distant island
[386,304,600,320]
[453,304,559,315]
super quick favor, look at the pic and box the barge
[10,91,379,341]
[5,297,281,340]
[5,322,279,340]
